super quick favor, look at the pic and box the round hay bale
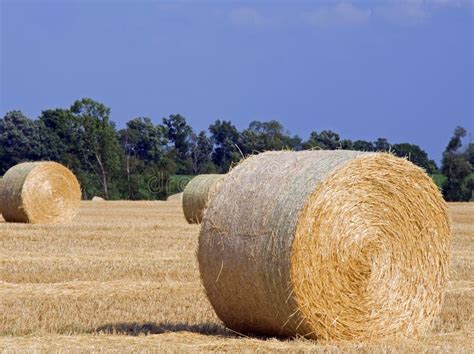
[92,196,105,202]
[198,151,450,341]
[0,161,81,224]
[167,192,183,202]
[182,174,224,223]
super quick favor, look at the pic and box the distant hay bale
[92,196,105,202]
[167,192,183,202]
[0,162,81,224]
[182,174,224,223]
[198,151,450,341]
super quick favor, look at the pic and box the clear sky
[1,0,473,163]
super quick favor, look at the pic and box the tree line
[0,98,472,201]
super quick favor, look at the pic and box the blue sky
[1,0,473,163]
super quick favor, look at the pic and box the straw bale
[167,193,183,202]
[198,150,450,341]
[182,174,224,223]
[0,161,81,224]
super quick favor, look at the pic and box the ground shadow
[93,322,237,337]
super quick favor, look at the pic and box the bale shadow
[94,322,237,338]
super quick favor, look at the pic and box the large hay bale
[92,196,105,202]
[0,161,81,224]
[198,151,450,341]
[182,174,224,223]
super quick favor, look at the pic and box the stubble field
[0,200,472,352]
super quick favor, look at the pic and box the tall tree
[162,114,193,174]
[209,120,241,173]
[466,143,474,168]
[0,111,42,174]
[37,108,80,166]
[441,126,471,201]
[374,138,391,152]
[445,126,466,153]
[240,120,301,154]
[190,131,214,174]
[118,117,167,198]
[352,140,375,151]
[303,130,341,150]
[71,98,122,199]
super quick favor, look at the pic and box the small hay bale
[92,196,105,202]
[0,161,81,224]
[198,150,450,341]
[182,174,224,223]
[167,192,183,202]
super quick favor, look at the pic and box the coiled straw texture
[198,150,450,341]
[182,174,224,224]
[0,161,81,224]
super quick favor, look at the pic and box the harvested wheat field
[0,200,472,352]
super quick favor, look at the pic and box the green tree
[340,139,353,149]
[374,138,391,152]
[391,143,438,174]
[303,130,341,150]
[445,126,466,153]
[37,108,80,167]
[465,174,474,201]
[0,111,42,174]
[465,143,474,168]
[119,117,166,162]
[352,140,375,151]
[466,142,474,200]
[240,120,301,154]
[441,126,471,201]
[71,98,123,199]
[162,114,193,174]
[209,120,241,173]
[118,117,168,199]
[190,131,215,174]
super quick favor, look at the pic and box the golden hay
[198,150,450,341]
[0,161,81,224]
[167,192,183,202]
[182,174,224,224]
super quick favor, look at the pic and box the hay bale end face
[198,150,450,341]
[182,174,224,223]
[0,161,81,224]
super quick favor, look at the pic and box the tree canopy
[441,126,473,201]
[1,98,470,201]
